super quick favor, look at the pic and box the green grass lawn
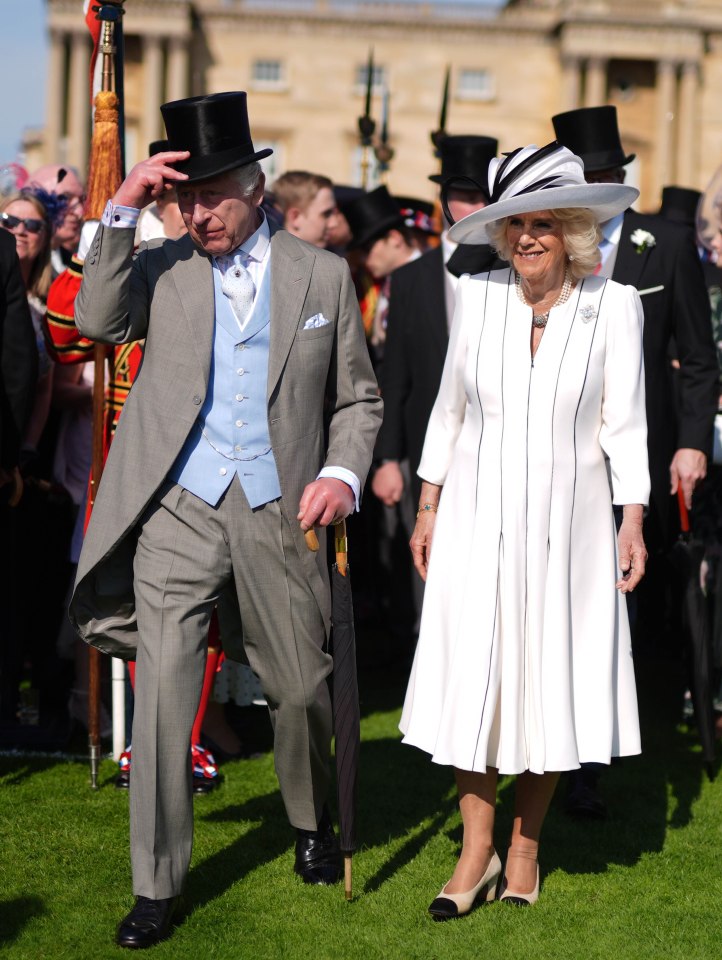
[1,652,720,960]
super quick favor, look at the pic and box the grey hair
[228,162,264,198]
[486,207,602,281]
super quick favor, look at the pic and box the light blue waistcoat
[168,260,282,509]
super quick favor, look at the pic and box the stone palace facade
[38,0,722,209]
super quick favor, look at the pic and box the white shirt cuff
[317,467,361,511]
[102,200,141,229]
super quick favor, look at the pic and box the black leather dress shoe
[294,808,342,885]
[565,768,607,820]
[116,896,177,949]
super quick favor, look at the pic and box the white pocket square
[637,285,664,296]
[303,312,330,330]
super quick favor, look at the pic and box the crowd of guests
[2,106,722,750]
[1,97,721,939]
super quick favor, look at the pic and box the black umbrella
[330,519,359,899]
[304,519,360,899]
[671,490,716,779]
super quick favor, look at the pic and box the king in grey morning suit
[69,92,382,949]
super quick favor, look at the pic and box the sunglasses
[0,212,46,234]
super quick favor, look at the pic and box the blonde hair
[272,171,333,214]
[1,191,53,300]
[486,207,602,280]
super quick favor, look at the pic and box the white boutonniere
[630,228,656,254]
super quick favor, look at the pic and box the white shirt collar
[238,210,270,263]
[215,211,270,269]
[441,230,458,263]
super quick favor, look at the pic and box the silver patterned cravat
[220,252,256,331]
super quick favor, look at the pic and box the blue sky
[0,0,505,168]
[1,0,47,165]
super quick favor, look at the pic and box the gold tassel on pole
[85,89,123,221]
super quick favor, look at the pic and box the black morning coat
[612,210,718,550]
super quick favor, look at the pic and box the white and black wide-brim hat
[447,141,638,245]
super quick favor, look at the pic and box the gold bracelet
[416,502,438,518]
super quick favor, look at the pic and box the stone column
[142,34,164,150]
[167,36,189,103]
[561,56,581,111]
[67,31,91,172]
[655,59,677,198]
[677,61,699,187]
[584,57,608,107]
[45,28,66,165]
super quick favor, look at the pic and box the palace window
[354,63,387,95]
[256,140,283,182]
[457,68,495,102]
[251,59,286,90]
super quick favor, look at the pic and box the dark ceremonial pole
[358,49,376,189]
[374,86,394,184]
[431,65,450,156]
[85,0,126,790]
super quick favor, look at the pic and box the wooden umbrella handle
[304,528,320,551]
[303,519,348,576]
[334,518,348,576]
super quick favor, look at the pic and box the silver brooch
[579,304,597,323]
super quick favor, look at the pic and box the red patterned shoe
[192,743,220,794]
[115,745,131,789]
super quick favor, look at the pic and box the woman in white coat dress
[400,144,650,916]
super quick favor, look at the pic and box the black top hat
[551,106,635,173]
[334,184,365,213]
[659,185,701,226]
[344,186,404,249]
[429,135,499,192]
[148,139,169,157]
[394,195,438,235]
[161,92,272,183]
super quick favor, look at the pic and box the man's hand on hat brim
[113,151,190,211]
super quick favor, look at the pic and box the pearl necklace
[515,268,573,328]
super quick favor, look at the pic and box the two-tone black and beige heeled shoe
[428,850,502,921]
[497,862,540,906]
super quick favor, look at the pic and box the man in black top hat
[658,185,702,228]
[344,185,422,362]
[371,134,500,510]
[552,104,718,816]
[70,91,381,947]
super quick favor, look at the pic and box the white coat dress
[399,268,650,775]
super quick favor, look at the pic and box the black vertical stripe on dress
[569,280,609,568]
[471,270,513,770]
[548,282,586,547]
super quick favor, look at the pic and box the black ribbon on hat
[488,141,564,205]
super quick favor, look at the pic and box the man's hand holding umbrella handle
[112,151,191,210]
[670,447,707,510]
[410,481,442,582]
[616,503,647,594]
[298,477,355,535]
